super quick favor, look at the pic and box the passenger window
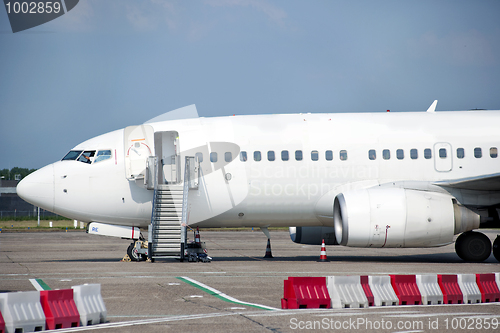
[94,150,112,163]
[195,152,203,163]
[281,150,289,161]
[456,148,464,159]
[439,148,447,158]
[340,150,347,161]
[474,147,482,158]
[325,150,333,161]
[490,147,498,158]
[311,150,319,161]
[239,151,247,162]
[295,150,303,161]
[268,151,275,161]
[62,150,83,161]
[78,151,95,164]
[383,149,390,160]
[424,148,432,159]
[225,152,232,162]
[210,152,218,163]
[410,149,418,160]
[396,149,404,160]
[254,151,262,161]
[368,149,376,160]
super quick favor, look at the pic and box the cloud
[204,0,287,26]
[127,0,179,31]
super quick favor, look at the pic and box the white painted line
[29,278,45,291]
[385,312,490,318]
[178,276,280,311]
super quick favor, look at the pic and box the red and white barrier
[0,290,46,333]
[457,274,482,304]
[72,284,107,326]
[438,274,463,304]
[368,275,399,306]
[475,274,500,303]
[327,276,369,308]
[416,274,443,305]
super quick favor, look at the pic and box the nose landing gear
[126,241,148,262]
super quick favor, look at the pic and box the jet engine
[333,188,480,248]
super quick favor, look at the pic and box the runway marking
[385,312,491,318]
[29,278,51,291]
[176,276,279,311]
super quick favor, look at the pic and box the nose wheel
[127,242,147,262]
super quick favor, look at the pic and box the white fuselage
[17,110,500,230]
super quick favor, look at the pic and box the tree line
[0,167,37,181]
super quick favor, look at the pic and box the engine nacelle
[289,226,338,245]
[333,188,480,248]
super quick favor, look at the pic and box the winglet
[426,100,438,113]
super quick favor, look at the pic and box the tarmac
[1,229,500,332]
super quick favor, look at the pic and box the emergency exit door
[434,142,452,172]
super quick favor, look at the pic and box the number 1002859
[5,2,62,14]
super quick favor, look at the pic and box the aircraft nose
[16,164,55,212]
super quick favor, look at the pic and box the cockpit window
[62,150,83,161]
[94,150,112,163]
[77,151,96,164]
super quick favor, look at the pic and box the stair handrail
[179,156,194,260]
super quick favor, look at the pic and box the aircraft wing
[434,172,500,191]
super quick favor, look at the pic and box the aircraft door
[434,142,452,172]
[124,125,154,180]
[154,131,179,184]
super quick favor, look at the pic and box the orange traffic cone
[195,227,201,244]
[318,239,329,262]
[264,238,273,258]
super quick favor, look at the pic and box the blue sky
[1,0,499,169]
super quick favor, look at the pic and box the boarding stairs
[150,185,185,259]
[148,156,198,261]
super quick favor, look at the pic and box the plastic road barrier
[281,277,330,309]
[72,284,107,326]
[416,274,443,305]
[327,276,369,309]
[390,275,422,305]
[496,273,500,291]
[368,275,399,306]
[40,289,80,330]
[457,274,481,304]
[475,274,500,303]
[0,310,5,333]
[437,274,463,304]
[360,276,374,306]
[0,290,46,333]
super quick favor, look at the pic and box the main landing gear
[455,231,499,262]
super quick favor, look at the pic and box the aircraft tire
[455,231,491,262]
[127,242,143,262]
[493,236,500,262]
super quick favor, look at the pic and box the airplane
[16,102,500,263]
